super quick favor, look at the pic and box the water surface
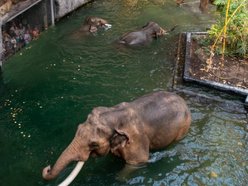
[0,0,247,186]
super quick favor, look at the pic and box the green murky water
[0,0,247,185]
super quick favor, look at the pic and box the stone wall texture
[55,0,91,19]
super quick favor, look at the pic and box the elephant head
[42,106,132,181]
[142,21,166,38]
[83,16,111,33]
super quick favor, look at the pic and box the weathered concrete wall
[54,0,92,19]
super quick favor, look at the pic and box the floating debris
[210,171,218,178]
[237,142,243,146]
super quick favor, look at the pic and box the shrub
[208,0,248,58]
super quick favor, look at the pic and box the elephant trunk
[42,137,86,180]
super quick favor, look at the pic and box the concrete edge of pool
[172,32,248,107]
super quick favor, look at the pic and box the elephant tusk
[104,24,112,30]
[58,161,84,186]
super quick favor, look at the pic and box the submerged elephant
[42,91,191,184]
[118,21,167,46]
[71,16,111,38]
[80,16,111,33]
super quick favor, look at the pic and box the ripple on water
[0,0,247,186]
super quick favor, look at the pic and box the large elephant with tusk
[42,91,191,184]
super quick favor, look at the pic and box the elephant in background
[117,21,167,46]
[79,16,111,33]
[71,16,111,38]
[42,91,191,183]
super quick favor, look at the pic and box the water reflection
[0,0,247,186]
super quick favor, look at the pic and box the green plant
[208,0,248,58]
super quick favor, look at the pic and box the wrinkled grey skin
[42,91,191,180]
[118,21,166,46]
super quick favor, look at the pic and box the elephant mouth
[90,142,111,157]
[90,148,110,157]
[90,151,99,157]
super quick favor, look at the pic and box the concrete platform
[173,32,248,106]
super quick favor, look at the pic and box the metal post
[50,0,55,26]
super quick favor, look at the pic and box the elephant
[79,16,111,33]
[117,21,167,46]
[71,16,111,38]
[42,91,191,184]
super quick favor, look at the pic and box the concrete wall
[54,0,92,19]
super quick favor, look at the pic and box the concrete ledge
[2,0,42,24]
[183,32,248,103]
[55,0,92,19]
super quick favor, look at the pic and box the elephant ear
[110,129,129,150]
[110,120,150,164]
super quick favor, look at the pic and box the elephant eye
[90,142,99,149]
